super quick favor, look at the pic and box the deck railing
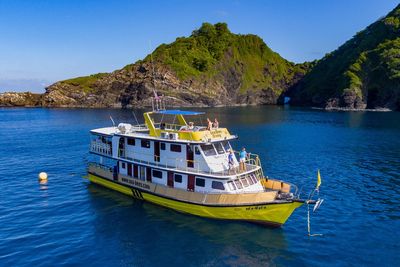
[88,163,273,202]
[90,142,262,177]
[90,141,112,156]
[115,148,259,177]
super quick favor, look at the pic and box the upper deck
[91,109,237,144]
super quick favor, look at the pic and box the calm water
[0,106,399,266]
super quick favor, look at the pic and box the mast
[149,41,165,111]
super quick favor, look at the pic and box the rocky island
[1,4,399,110]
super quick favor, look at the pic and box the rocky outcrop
[39,58,305,108]
[21,23,307,108]
[0,92,42,107]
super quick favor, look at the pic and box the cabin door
[113,165,118,181]
[118,137,125,157]
[146,167,152,182]
[154,141,160,162]
[127,163,132,177]
[167,171,174,187]
[186,145,194,168]
[133,164,138,178]
[187,175,195,191]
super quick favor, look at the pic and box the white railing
[88,163,267,197]
[117,149,259,177]
[90,141,112,156]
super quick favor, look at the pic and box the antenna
[149,40,166,111]
[132,110,139,126]
[149,40,156,91]
[109,115,115,126]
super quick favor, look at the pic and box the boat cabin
[89,110,266,194]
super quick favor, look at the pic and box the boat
[86,98,318,227]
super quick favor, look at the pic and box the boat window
[195,146,201,155]
[200,144,216,156]
[227,181,236,191]
[250,173,258,183]
[141,139,150,148]
[247,175,255,185]
[174,174,183,183]
[170,144,181,152]
[160,142,166,150]
[195,178,205,187]
[212,181,225,190]
[234,179,243,189]
[152,170,163,179]
[241,177,249,187]
[121,162,126,169]
[127,138,135,146]
[214,143,225,154]
[222,141,231,152]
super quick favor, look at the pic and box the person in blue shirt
[228,150,234,173]
[239,147,248,171]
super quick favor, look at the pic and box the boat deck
[88,163,294,206]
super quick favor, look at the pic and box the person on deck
[228,150,235,173]
[207,118,213,130]
[213,118,219,129]
[188,122,194,130]
[239,147,248,171]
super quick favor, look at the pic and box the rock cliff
[0,92,42,107]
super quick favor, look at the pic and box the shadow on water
[86,183,294,266]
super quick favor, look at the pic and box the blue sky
[0,0,398,93]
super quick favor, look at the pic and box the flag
[316,169,322,190]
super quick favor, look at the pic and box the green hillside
[290,4,400,109]
[126,22,308,94]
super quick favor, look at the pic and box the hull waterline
[87,173,304,227]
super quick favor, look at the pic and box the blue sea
[0,106,399,266]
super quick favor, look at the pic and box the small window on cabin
[170,144,181,152]
[195,146,201,155]
[227,181,236,191]
[214,143,225,154]
[141,140,150,148]
[121,162,126,169]
[200,144,216,156]
[160,143,166,150]
[212,181,225,190]
[250,174,258,184]
[241,177,249,187]
[174,174,183,183]
[247,176,255,185]
[196,178,205,187]
[222,141,231,152]
[127,138,135,146]
[234,179,243,189]
[152,170,163,179]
